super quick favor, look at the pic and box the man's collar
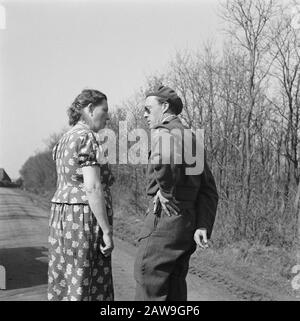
[161,114,177,124]
[152,114,178,130]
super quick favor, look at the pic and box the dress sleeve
[77,131,100,168]
[52,143,58,161]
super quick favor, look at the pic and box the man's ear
[162,102,170,114]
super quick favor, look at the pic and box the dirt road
[0,187,237,301]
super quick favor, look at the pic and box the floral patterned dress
[48,122,114,301]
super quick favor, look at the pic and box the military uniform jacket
[146,115,218,239]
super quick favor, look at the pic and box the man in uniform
[133,85,218,301]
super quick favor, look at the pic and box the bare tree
[270,3,300,189]
[220,0,278,237]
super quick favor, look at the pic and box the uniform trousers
[134,205,197,301]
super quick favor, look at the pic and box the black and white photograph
[0,0,300,305]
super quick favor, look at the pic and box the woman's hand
[100,231,114,257]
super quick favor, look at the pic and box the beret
[146,85,183,115]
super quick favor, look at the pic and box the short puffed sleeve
[77,131,100,168]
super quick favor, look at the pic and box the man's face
[144,96,165,129]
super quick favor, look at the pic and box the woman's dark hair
[67,89,107,126]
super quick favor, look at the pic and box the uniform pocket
[137,212,158,242]
[152,208,196,240]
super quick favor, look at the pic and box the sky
[0,0,222,179]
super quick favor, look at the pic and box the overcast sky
[0,0,222,179]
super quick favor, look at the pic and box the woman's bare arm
[82,166,113,239]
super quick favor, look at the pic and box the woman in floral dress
[48,89,114,301]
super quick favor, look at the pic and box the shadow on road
[0,246,48,290]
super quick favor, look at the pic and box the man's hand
[194,228,209,249]
[153,190,180,216]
